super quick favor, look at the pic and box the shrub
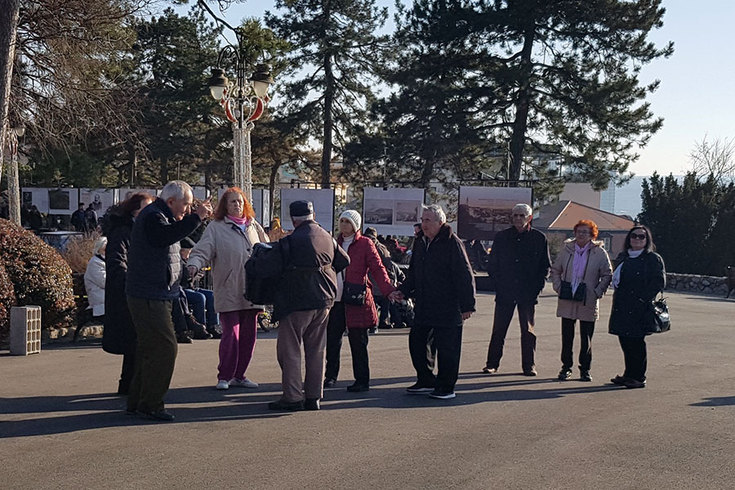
[61,232,99,274]
[0,219,76,335]
[0,263,15,346]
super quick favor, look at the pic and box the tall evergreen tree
[266,0,389,188]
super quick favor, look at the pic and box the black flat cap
[289,200,314,217]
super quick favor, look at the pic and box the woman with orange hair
[550,220,612,382]
[187,187,269,390]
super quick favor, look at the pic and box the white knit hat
[339,209,362,233]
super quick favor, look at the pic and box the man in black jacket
[392,204,476,400]
[483,203,551,376]
[125,181,211,421]
[267,200,350,411]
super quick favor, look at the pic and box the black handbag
[342,281,367,305]
[645,296,670,333]
[559,281,586,302]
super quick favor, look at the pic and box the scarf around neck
[571,242,591,293]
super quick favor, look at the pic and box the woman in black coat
[102,193,153,395]
[608,225,666,389]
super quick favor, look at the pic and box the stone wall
[666,273,729,296]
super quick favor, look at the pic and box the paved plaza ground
[1,285,734,489]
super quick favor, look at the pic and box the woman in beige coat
[551,220,612,382]
[187,187,268,390]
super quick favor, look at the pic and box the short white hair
[93,237,107,256]
[160,180,193,201]
[512,203,532,217]
[291,214,313,225]
[422,204,446,224]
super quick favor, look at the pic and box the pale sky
[207,0,735,178]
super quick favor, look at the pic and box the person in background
[180,238,221,339]
[391,204,476,400]
[71,203,86,232]
[85,203,98,231]
[187,187,268,391]
[84,237,107,324]
[482,203,551,376]
[324,211,395,392]
[608,225,666,389]
[364,227,405,330]
[102,192,153,396]
[126,180,211,422]
[550,220,612,382]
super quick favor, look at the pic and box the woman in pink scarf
[187,187,269,390]
[550,220,612,381]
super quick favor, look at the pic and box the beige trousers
[276,308,330,402]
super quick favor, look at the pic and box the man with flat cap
[267,200,350,411]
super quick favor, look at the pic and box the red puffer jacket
[338,232,395,328]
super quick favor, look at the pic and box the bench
[727,266,735,298]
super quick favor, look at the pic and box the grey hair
[93,236,107,256]
[512,203,533,217]
[422,204,446,224]
[291,214,313,225]
[160,180,193,201]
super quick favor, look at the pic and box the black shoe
[176,332,193,344]
[323,377,336,388]
[428,390,456,400]
[624,378,646,389]
[304,398,320,411]
[579,370,592,382]
[347,383,369,392]
[523,368,538,377]
[482,366,498,374]
[207,325,223,339]
[136,409,175,422]
[406,381,435,393]
[610,375,629,386]
[368,327,378,334]
[558,368,573,381]
[187,315,213,339]
[268,399,305,411]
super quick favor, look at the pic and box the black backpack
[244,239,290,305]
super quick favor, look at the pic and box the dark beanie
[290,200,314,217]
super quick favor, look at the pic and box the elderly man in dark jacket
[125,181,211,422]
[266,200,350,411]
[392,204,476,400]
[483,203,551,376]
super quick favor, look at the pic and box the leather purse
[645,295,670,333]
[559,281,586,302]
[342,281,367,305]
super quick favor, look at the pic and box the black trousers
[486,301,536,371]
[325,302,370,385]
[409,323,462,393]
[118,350,136,395]
[560,318,595,371]
[618,336,647,382]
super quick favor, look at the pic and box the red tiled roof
[535,201,634,231]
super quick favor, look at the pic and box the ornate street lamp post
[207,36,273,202]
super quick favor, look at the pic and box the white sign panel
[22,188,51,214]
[118,188,158,201]
[79,188,116,215]
[362,187,425,236]
[457,186,532,240]
[280,188,335,232]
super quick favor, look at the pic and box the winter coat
[84,254,106,316]
[187,217,269,313]
[126,198,202,300]
[103,214,135,355]
[399,225,476,328]
[551,239,613,322]
[487,226,551,305]
[608,251,666,337]
[269,220,350,321]
[338,232,395,328]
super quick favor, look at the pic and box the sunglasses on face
[630,233,647,240]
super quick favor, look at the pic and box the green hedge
[0,219,75,343]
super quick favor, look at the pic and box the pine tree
[266,0,389,188]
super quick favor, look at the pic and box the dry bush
[62,233,100,274]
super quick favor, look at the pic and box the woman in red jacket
[324,210,396,392]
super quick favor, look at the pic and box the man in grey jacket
[125,181,212,421]
[267,200,350,411]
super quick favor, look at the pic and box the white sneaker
[216,380,229,390]
[229,378,258,389]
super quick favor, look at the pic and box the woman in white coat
[84,237,107,321]
[187,187,269,390]
[550,220,612,382]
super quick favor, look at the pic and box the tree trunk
[508,21,536,184]
[0,0,20,221]
[160,155,169,185]
[321,51,334,189]
[269,161,280,223]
